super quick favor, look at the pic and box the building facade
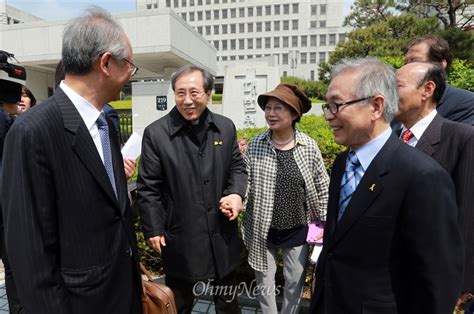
[137,0,351,80]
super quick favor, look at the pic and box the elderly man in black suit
[2,7,142,314]
[309,57,463,314]
[395,61,474,303]
[404,35,474,125]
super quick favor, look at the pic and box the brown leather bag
[140,263,177,314]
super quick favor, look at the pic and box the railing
[119,113,133,146]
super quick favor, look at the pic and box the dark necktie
[401,129,414,144]
[338,151,362,222]
[96,113,117,197]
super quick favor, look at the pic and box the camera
[0,50,26,82]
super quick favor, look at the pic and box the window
[265,21,271,31]
[222,24,228,34]
[222,0,227,2]
[256,6,262,16]
[181,13,187,21]
[301,35,307,47]
[239,7,245,17]
[282,53,289,65]
[239,55,244,60]
[310,35,317,46]
[274,37,280,48]
[248,7,254,17]
[231,8,236,18]
[206,0,210,4]
[166,0,171,7]
[292,3,299,14]
[147,4,152,9]
[247,38,253,49]
[222,56,228,61]
[256,38,262,49]
[310,70,315,81]
[283,36,289,47]
[239,23,245,33]
[339,33,347,43]
[320,20,326,27]
[222,9,227,19]
[265,37,271,49]
[292,19,298,30]
[214,0,219,3]
[320,4,327,15]
[292,36,298,47]
[197,11,203,21]
[274,21,280,31]
[197,26,203,34]
[311,5,317,15]
[205,10,211,20]
[283,4,289,14]
[214,25,219,34]
[274,4,280,15]
[301,53,307,64]
[230,39,236,49]
[181,0,186,7]
[319,52,326,62]
[239,39,245,49]
[256,22,262,32]
[174,0,179,7]
[310,52,316,64]
[283,20,289,30]
[154,2,158,8]
[283,71,287,77]
[214,10,219,19]
[205,26,211,35]
[310,21,317,28]
[320,34,326,46]
[222,40,228,50]
[230,24,236,33]
[265,5,271,15]
[247,23,254,32]
[189,12,195,21]
[190,0,194,5]
[247,55,253,59]
[198,0,202,4]
[213,40,219,49]
[230,55,236,60]
[329,34,336,45]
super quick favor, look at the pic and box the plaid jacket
[242,129,330,272]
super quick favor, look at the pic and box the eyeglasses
[264,104,287,114]
[174,90,207,100]
[322,96,374,115]
[122,58,139,77]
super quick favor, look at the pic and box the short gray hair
[331,57,398,122]
[171,65,214,93]
[62,6,128,75]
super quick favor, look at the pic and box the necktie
[96,113,117,197]
[401,129,414,144]
[338,151,362,222]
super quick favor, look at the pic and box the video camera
[1,50,26,105]
[0,50,26,82]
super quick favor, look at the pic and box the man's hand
[147,235,166,253]
[219,194,243,221]
[123,158,136,179]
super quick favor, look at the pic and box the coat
[137,107,247,281]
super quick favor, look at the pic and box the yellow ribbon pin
[369,184,376,192]
[214,140,223,146]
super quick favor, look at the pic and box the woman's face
[264,98,298,132]
[19,91,31,112]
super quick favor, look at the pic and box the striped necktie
[401,129,414,144]
[96,113,117,197]
[338,151,362,222]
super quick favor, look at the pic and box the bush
[281,76,328,101]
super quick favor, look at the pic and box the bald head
[395,62,446,128]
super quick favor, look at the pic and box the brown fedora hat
[257,83,312,118]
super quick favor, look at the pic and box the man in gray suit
[395,61,474,303]
[2,7,141,314]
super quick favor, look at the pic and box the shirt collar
[59,81,101,130]
[401,109,437,142]
[262,128,308,147]
[352,127,392,171]
[168,107,217,136]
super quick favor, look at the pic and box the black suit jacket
[310,134,463,314]
[1,89,141,314]
[437,85,474,126]
[416,114,474,291]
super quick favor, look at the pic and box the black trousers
[166,272,241,314]
[1,226,24,314]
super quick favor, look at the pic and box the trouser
[166,272,241,314]
[255,244,309,314]
[1,226,24,314]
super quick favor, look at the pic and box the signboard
[156,96,167,111]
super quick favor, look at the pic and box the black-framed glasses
[322,96,374,115]
[122,58,139,77]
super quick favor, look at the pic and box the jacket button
[125,248,132,256]
[203,179,209,184]
[199,152,205,157]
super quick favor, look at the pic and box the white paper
[121,132,142,159]
[310,244,323,265]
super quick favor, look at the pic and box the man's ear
[422,80,436,101]
[371,95,385,120]
[441,59,448,71]
[99,52,113,75]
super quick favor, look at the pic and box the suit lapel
[416,114,442,157]
[56,89,119,207]
[326,134,398,250]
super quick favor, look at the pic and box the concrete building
[0,1,42,25]
[136,0,351,80]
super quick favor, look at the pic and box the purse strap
[139,262,154,282]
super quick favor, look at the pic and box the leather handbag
[140,263,177,314]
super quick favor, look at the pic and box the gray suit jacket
[437,85,474,126]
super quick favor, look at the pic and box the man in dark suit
[404,35,474,125]
[395,61,474,302]
[1,7,142,314]
[310,57,463,314]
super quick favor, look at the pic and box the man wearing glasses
[2,7,142,314]
[137,65,247,313]
[309,57,463,314]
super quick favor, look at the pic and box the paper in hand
[121,132,142,159]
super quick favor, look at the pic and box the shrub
[281,76,328,101]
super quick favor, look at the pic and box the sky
[6,0,137,21]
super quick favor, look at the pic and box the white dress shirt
[400,109,437,147]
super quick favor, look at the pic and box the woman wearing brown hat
[242,83,330,313]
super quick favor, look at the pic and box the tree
[344,0,399,28]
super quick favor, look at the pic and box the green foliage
[344,0,399,28]
[134,216,163,273]
[449,59,474,92]
[212,93,223,104]
[281,76,328,101]
[439,28,474,65]
[109,99,132,110]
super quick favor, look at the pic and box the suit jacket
[437,85,474,126]
[310,134,463,314]
[1,89,141,314]
[416,114,474,291]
